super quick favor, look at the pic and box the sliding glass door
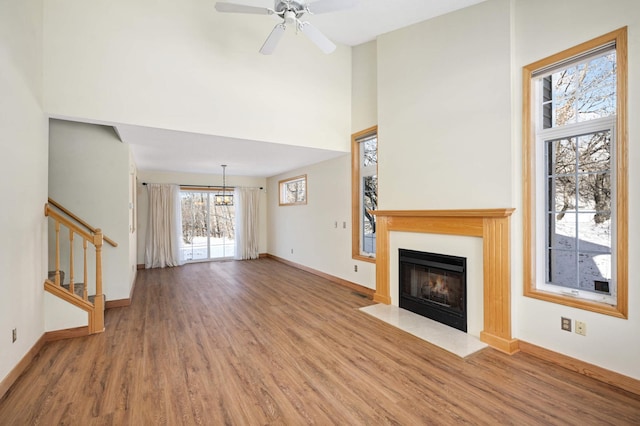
[180,190,235,261]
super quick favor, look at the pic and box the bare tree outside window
[540,47,617,294]
[285,180,306,204]
[544,52,616,223]
[358,133,377,255]
[362,137,377,238]
[181,191,235,261]
[279,175,307,206]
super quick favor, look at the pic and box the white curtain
[145,184,184,268]
[234,187,260,260]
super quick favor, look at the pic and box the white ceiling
[117,124,347,177]
[112,0,487,178]
[295,0,486,46]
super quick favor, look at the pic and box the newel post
[93,229,104,297]
[91,229,105,333]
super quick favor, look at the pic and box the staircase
[44,199,117,335]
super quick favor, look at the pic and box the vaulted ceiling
[70,0,487,177]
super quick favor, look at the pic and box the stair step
[60,283,95,302]
[48,270,65,284]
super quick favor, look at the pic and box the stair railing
[48,197,118,247]
[44,203,106,334]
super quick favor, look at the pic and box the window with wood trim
[279,175,307,206]
[523,27,627,317]
[351,126,377,262]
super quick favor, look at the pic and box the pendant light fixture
[215,164,234,206]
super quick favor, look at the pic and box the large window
[352,126,377,261]
[180,189,235,261]
[523,28,627,317]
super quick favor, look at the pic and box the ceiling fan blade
[300,21,336,54]
[306,0,358,14]
[215,2,273,15]
[260,24,286,55]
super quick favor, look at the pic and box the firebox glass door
[401,265,464,313]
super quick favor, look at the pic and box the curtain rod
[142,182,263,190]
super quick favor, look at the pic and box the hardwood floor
[1,258,639,424]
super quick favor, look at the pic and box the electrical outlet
[12,328,17,343]
[354,265,358,272]
[561,317,571,332]
[290,248,293,254]
[343,221,346,229]
[575,321,586,336]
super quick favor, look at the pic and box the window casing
[523,28,627,317]
[279,175,307,206]
[352,126,378,262]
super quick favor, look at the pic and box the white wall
[49,120,135,303]
[267,155,376,290]
[377,0,513,210]
[44,293,86,331]
[352,40,377,132]
[42,0,352,153]
[137,170,268,265]
[512,0,640,379]
[0,0,48,383]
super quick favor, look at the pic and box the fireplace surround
[372,209,518,354]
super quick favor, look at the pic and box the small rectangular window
[279,175,307,206]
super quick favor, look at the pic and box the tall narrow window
[352,126,378,261]
[523,28,627,317]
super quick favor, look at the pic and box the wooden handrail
[45,205,94,242]
[47,197,118,247]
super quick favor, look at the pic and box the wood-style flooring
[1,258,639,424]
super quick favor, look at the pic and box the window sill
[278,202,307,207]
[524,287,627,319]
[353,254,376,264]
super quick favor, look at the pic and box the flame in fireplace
[419,273,451,308]
[425,274,449,297]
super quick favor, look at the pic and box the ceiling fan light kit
[214,0,358,55]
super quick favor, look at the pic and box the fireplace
[399,249,467,332]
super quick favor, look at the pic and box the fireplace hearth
[399,249,467,332]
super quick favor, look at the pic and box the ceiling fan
[214,0,358,54]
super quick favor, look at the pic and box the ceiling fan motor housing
[275,0,306,19]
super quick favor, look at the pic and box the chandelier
[214,164,234,206]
